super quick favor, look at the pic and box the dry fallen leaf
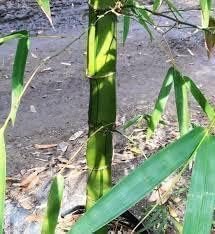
[25,213,43,223]
[20,171,39,188]
[69,131,84,141]
[57,142,69,153]
[24,175,40,190]
[34,143,57,149]
[148,176,175,204]
[168,202,180,222]
[19,197,34,210]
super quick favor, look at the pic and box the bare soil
[0,0,215,175]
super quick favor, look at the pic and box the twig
[143,8,204,31]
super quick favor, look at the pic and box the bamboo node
[88,165,111,171]
[86,72,116,79]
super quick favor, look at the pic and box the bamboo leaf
[136,7,154,24]
[205,16,215,57]
[41,175,64,234]
[69,127,205,234]
[184,76,215,121]
[147,67,174,138]
[135,14,153,39]
[36,0,53,28]
[183,135,215,234]
[123,114,143,130]
[200,0,212,27]
[0,129,6,234]
[10,31,29,125]
[0,31,28,46]
[153,0,162,11]
[164,0,182,18]
[173,70,190,136]
[123,16,131,46]
[133,4,153,39]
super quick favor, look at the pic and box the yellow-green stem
[86,1,117,232]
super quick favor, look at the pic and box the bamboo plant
[86,0,117,213]
[1,0,215,233]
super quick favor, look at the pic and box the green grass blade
[69,127,205,234]
[123,15,130,46]
[147,67,174,138]
[173,70,190,136]
[0,129,6,234]
[200,0,212,27]
[10,31,29,125]
[184,76,215,121]
[36,0,53,28]
[183,135,215,234]
[41,175,64,234]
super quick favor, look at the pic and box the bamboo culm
[86,1,117,233]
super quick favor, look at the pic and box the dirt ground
[1,0,215,233]
[0,0,214,176]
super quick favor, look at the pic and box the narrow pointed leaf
[0,31,28,46]
[0,129,6,233]
[135,5,154,24]
[36,0,53,28]
[41,175,64,234]
[153,0,162,11]
[123,16,130,46]
[205,16,215,57]
[123,114,143,130]
[10,31,29,125]
[200,0,212,27]
[136,16,153,39]
[184,76,215,121]
[173,70,190,136]
[147,67,174,138]
[133,6,153,39]
[183,135,215,234]
[69,127,205,234]
[165,0,182,18]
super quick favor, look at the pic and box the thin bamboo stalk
[86,1,117,232]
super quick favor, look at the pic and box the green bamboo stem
[86,0,117,231]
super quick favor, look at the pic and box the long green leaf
[0,129,6,234]
[36,0,53,27]
[153,0,162,11]
[183,135,215,234]
[41,175,64,234]
[200,0,212,27]
[205,16,215,57]
[173,70,190,136]
[133,4,153,39]
[147,67,174,138]
[10,31,29,125]
[184,76,215,121]
[165,0,182,18]
[0,31,28,46]
[69,127,205,234]
[123,16,130,46]
[123,114,143,130]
